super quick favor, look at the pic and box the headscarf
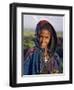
[35,20,57,56]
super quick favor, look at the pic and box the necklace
[44,57,48,63]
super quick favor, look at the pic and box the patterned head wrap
[35,20,57,55]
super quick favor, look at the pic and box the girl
[23,20,62,75]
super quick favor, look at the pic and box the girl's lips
[41,44,47,48]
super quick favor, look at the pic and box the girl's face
[39,29,51,49]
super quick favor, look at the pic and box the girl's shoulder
[50,52,60,63]
[24,47,37,59]
[53,52,60,60]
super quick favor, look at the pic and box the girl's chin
[40,46,47,49]
[40,43,48,49]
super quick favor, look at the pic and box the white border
[16,7,70,83]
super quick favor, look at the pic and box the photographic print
[10,3,72,87]
[22,14,63,75]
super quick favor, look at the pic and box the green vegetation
[23,31,35,49]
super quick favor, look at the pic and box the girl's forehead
[40,29,51,35]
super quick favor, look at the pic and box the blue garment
[23,47,62,75]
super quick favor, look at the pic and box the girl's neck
[44,48,48,57]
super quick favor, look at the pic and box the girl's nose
[42,38,46,41]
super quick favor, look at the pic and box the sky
[23,14,64,32]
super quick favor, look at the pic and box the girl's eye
[45,37,48,39]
